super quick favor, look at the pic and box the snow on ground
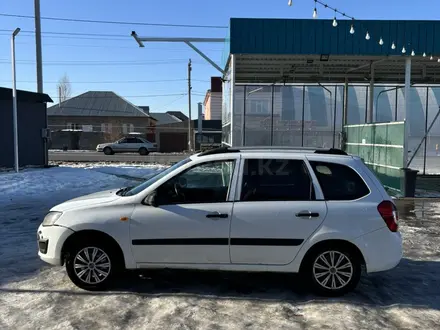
[1,168,440,329]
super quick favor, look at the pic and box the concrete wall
[0,100,47,169]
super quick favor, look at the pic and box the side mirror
[144,191,158,207]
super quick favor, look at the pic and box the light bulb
[379,37,384,46]
[423,52,427,57]
[365,31,370,40]
[411,50,415,56]
[350,25,355,34]
[288,0,292,6]
[332,17,338,27]
[391,42,396,50]
[313,8,317,18]
[437,58,440,63]
[430,55,434,60]
[402,46,406,54]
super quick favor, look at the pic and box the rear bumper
[354,227,402,273]
[37,224,74,266]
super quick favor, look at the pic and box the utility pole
[34,0,43,94]
[187,59,192,151]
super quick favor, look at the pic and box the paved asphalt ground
[49,151,188,164]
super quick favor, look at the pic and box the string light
[438,58,440,63]
[287,1,435,60]
[313,0,318,18]
[332,9,338,27]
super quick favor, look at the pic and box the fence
[344,122,405,194]
[226,84,440,174]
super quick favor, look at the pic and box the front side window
[240,159,314,201]
[309,161,370,200]
[156,160,236,204]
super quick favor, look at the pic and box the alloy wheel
[73,247,111,284]
[312,250,353,290]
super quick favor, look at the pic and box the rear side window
[240,159,315,201]
[310,161,370,200]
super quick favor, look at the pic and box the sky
[0,0,438,117]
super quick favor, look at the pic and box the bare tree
[57,73,72,103]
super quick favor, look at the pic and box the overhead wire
[0,12,228,29]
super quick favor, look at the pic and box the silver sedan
[96,137,157,155]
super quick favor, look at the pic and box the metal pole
[197,102,203,149]
[368,64,375,123]
[343,78,349,126]
[11,28,20,173]
[187,59,192,151]
[34,0,43,93]
[404,57,411,168]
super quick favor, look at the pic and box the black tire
[139,147,149,156]
[303,246,361,296]
[65,241,119,291]
[103,147,113,155]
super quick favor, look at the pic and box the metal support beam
[131,31,226,74]
[403,56,412,168]
[343,77,349,126]
[346,58,387,73]
[368,63,375,123]
[185,42,225,74]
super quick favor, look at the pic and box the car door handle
[206,212,228,219]
[295,211,320,218]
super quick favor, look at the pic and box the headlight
[42,211,63,227]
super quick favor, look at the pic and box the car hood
[51,189,121,212]
[97,143,112,147]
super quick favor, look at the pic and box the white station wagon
[96,137,157,155]
[37,147,402,296]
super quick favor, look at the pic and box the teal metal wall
[229,18,440,56]
[344,122,405,194]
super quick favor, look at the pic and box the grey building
[0,87,53,169]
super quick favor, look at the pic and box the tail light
[377,201,399,232]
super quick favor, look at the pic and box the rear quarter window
[310,161,370,201]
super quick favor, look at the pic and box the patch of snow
[57,163,168,179]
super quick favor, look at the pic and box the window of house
[309,161,370,200]
[101,123,112,133]
[156,160,236,204]
[122,124,128,134]
[240,159,314,202]
[249,100,270,114]
[66,123,81,130]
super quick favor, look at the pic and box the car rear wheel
[65,243,117,290]
[103,147,113,155]
[139,147,149,156]
[304,247,361,296]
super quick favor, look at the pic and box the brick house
[203,77,223,120]
[47,91,157,150]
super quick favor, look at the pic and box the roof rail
[197,146,347,157]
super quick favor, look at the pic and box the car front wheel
[103,147,113,155]
[305,247,361,296]
[65,243,116,290]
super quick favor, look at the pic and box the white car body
[96,137,157,154]
[37,147,402,294]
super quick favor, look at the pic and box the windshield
[123,157,192,196]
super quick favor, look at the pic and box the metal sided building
[221,18,440,184]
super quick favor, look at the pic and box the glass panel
[272,86,303,146]
[374,86,397,123]
[244,86,272,146]
[233,85,245,146]
[347,86,367,125]
[222,69,231,126]
[407,88,427,173]
[303,86,334,148]
[335,86,344,148]
[426,87,440,174]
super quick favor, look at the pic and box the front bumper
[96,147,104,152]
[37,224,74,266]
